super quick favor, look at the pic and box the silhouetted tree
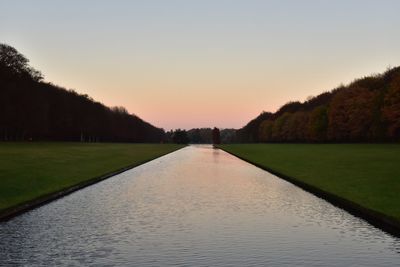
[212,127,221,145]
[0,44,42,81]
[172,129,189,144]
[188,128,202,143]
[220,129,236,143]
[187,128,213,143]
[0,44,165,142]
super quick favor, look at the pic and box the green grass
[0,142,183,213]
[220,144,400,222]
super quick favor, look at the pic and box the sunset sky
[2,0,400,130]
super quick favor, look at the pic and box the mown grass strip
[220,144,400,235]
[0,142,184,219]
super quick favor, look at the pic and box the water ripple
[0,145,399,266]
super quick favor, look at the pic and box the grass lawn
[0,142,183,214]
[220,144,400,222]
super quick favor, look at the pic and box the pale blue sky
[1,0,400,129]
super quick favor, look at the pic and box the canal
[0,145,399,266]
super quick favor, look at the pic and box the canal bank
[0,143,184,221]
[218,145,400,237]
[1,145,399,266]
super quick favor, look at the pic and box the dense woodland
[237,67,400,143]
[3,44,399,144]
[0,44,165,142]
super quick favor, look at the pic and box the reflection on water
[0,145,399,266]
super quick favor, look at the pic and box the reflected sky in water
[0,145,399,266]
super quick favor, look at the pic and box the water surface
[1,145,399,266]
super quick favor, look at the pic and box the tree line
[0,44,165,142]
[166,128,236,144]
[237,66,400,143]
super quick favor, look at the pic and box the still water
[1,145,399,266]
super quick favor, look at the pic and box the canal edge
[218,147,400,238]
[0,146,185,222]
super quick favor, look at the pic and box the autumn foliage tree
[258,120,274,142]
[327,86,380,141]
[245,66,400,143]
[382,72,400,139]
[284,111,309,141]
[307,105,328,142]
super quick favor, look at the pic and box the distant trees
[241,66,400,143]
[171,129,189,144]
[187,128,213,143]
[0,43,165,142]
[220,128,236,143]
[168,128,235,144]
[212,127,221,145]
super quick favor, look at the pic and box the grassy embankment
[220,144,400,227]
[0,142,183,218]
